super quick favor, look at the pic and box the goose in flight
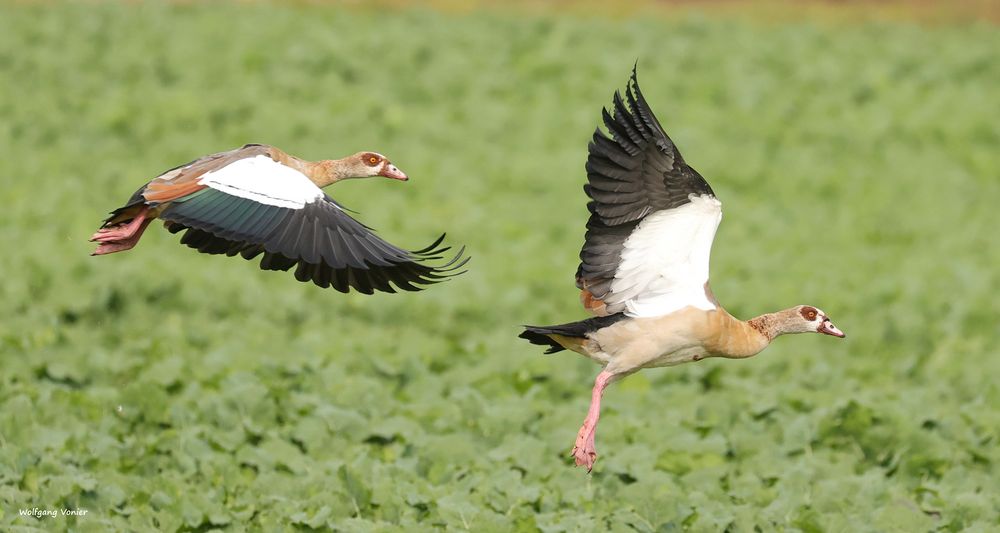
[520,68,845,472]
[91,144,467,293]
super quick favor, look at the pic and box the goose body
[554,307,766,369]
[520,68,844,471]
[91,144,467,293]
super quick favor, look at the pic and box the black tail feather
[518,313,627,354]
[519,327,569,354]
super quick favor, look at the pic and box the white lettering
[17,507,89,518]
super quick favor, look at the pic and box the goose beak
[818,319,845,338]
[379,164,408,181]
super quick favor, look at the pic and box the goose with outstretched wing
[91,144,467,293]
[520,68,845,472]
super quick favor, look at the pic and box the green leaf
[339,465,372,514]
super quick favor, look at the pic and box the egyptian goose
[91,144,467,293]
[519,68,845,472]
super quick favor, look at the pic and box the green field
[1,3,998,531]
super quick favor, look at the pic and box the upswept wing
[577,68,721,317]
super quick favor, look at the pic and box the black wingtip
[621,61,668,143]
[398,237,470,289]
[627,63,642,101]
[411,233,448,255]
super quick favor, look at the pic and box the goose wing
[577,68,721,317]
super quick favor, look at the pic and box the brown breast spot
[746,313,777,339]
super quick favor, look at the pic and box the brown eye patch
[800,306,818,321]
[363,153,380,166]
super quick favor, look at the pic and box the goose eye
[806,310,817,320]
[368,156,379,165]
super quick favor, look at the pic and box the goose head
[340,152,408,181]
[787,305,846,338]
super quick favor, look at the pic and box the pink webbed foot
[571,428,598,471]
[90,215,151,255]
[91,237,140,256]
[90,226,132,243]
[90,208,150,243]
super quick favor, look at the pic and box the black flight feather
[159,189,467,293]
[575,66,718,314]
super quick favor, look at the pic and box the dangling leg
[90,207,150,243]
[571,369,616,472]
[91,208,153,255]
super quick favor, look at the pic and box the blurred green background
[1,1,997,531]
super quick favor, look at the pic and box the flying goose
[91,144,467,293]
[519,68,845,472]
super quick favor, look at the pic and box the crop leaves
[1,2,998,531]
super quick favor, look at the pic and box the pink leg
[571,369,616,472]
[91,218,152,256]
[90,207,150,243]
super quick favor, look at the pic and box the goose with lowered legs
[520,67,845,472]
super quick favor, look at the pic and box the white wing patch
[610,194,723,318]
[197,155,324,209]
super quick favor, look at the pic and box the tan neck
[706,306,812,359]
[268,147,347,188]
[746,307,808,342]
[707,309,771,359]
[305,158,351,188]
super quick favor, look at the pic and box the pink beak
[818,319,846,338]
[379,163,408,181]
